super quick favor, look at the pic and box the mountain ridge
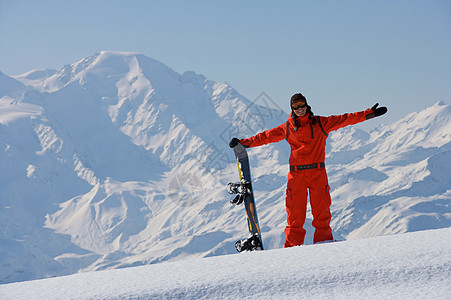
[0,51,450,283]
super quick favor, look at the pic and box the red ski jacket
[240,108,373,166]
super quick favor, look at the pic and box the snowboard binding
[227,180,252,195]
[229,194,244,205]
[227,180,251,205]
[235,234,263,252]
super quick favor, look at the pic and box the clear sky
[1,0,450,131]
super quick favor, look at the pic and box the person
[229,93,387,247]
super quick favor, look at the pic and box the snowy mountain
[0,51,450,284]
[327,101,451,239]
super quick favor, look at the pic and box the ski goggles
[292,103,307,110]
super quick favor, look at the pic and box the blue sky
[1,0,450,131]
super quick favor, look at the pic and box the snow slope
[1,228,450,299]
[0,51,450,284]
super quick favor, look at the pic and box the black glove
[229,137,241,148]
[366,103,388,120]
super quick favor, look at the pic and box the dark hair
[290,93,316,127]
[290,93,306,105]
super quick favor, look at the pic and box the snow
[0,51,450,286]
[0,97,42,125]
[0,228,450,299]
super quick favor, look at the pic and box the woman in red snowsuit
[230,93,387,247]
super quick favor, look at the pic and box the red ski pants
[284,167,333,247]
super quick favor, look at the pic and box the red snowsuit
[240,108,373,246]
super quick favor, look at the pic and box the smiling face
[291,100,307,117]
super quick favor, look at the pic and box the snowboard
[227,143,264,252]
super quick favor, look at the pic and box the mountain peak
[1,52,450,285]
[0,70,28,98]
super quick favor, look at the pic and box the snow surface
[1,228,450,299]
[0,51,450,285]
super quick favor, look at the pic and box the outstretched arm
[322,103,387,133]
[229,123,286,148]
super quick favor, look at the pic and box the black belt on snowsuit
[290,162,325,171]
